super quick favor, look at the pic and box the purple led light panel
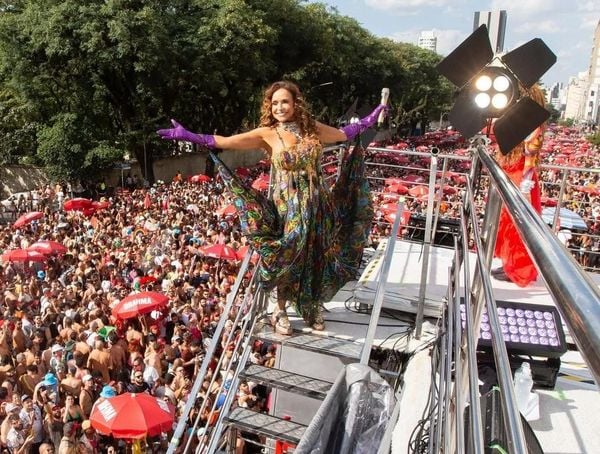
[459,300,567,357]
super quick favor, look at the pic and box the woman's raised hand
[157,119,216,148]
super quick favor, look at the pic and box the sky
[309,0,600,87]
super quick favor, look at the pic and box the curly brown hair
[259,81,317,137]
[497,83,546,165]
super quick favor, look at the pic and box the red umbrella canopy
[201,244,239,261]
[409,186,429,197]
[379,203,399,214]
[439,184,457,195]
[386,184,409,195]
[385,210,412,225]
[64,198,93,211]
[384,177,404,186]
[28,241,68,256]
[216,204,237,217]
[323,164,338,174]
[111,292,169,320]
[189,174,212,183]
[236,245,259,263]
[540,197,557,207]
[403,174,426,184]
[89,393,175,439]
[92,200,111,211]
[1,249,47,263]
[13,211,44,229]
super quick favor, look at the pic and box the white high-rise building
[418,30,437,53]
[583,20,600,124]
[565,73,588,121]
[473,10,507,53]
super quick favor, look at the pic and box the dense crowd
[0,125,599,453]
[0,169,275,453]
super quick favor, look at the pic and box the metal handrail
[166,252,255,453]
[359,202,406,363]
[476,145,600,385]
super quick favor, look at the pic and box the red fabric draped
[494,156,541,287]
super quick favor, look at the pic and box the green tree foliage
[0,0,452,182]
[587,132,600,147]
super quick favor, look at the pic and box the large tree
[0,0,452,181]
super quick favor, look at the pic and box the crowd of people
[0,121,598,453]
[0,173,275,453]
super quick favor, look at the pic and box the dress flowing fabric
[494,155,541,287]
[211,133,372,321]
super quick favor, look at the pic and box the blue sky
[309,0,600,87]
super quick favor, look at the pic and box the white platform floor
[271,238,600,453]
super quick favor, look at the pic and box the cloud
[365,0,450,10]
[517,20,560,34]
[490,0,562,20]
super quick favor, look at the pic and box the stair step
[224,407,307,445]
[255,328,362,360]
[240,364,332,400]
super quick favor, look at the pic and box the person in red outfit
[492,84,546,287]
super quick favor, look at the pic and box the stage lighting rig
[436,25,556,154]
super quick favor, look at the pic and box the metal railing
[371,139,600,454]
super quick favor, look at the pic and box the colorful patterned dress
[211,126,373,321]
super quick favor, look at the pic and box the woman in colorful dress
[158,81,386,334]
[493,84,546,287]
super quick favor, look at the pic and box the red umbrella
[28,241,67,256]
[385,210,412,225]
[138,276,157,286]
[409,186,429,197]
[216,204,237,217]
[386,184,409,195]
[251,174,270,191]
[201,244,238,261]
[236,245,259,263]
[1,249,47,263]
[92,200,111,210]
[323,164,338,174]
[111,291,169,320]
[380,203,399,214]
[189,174,212,183]
[13,211,44,229]
[64,198,93,211]
[384,177,404,186]
[540,197,557,207]
[439,184,457,195]
[89,392,175,439]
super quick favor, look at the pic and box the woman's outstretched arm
[158,119,271,151]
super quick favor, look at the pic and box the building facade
[473,10,507,53]
[418,30,437,53]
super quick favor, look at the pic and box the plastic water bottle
[513,362,533,414]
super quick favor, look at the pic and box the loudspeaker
[406,214,460,248]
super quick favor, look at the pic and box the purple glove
[157,119,216,148]
[340,104,388,141]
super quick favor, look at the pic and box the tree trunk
[132,142,155,184]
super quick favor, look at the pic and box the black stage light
[436,25,556,154]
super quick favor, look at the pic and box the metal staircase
[222,329,360,450]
